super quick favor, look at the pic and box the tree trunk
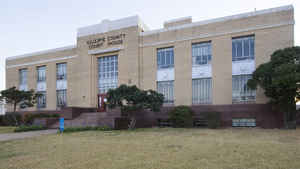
[283,100,297,129]
[12,102,18,126]
[128,117,136,129]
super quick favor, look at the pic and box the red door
[97,94,107,112]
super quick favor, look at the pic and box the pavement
[0,129,58,142]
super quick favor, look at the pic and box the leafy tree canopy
[106,84,164,113]
[247,47,300,128]
[0,87,39,112]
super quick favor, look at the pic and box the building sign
[86,33,125,49]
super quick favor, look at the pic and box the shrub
[14,125,46,132]
[23,113,59,125]
[205,112,221,129]
[62,126,112,133]
[169,106,194,128]
[0,113,22,126]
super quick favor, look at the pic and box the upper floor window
[19,69,27,86]
[232,36,254,61]
[157,47,174,69]
[56,63,67,80]
[192,42,212,65]
[98,55,118,94]
[37,66,46,82]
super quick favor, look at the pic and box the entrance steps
[49,111,122,128]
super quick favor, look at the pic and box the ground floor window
[157,81,174,104]
[37,91,46,108]
[98,55,118,94]
[57,90,67,108]
[232,74,256,103]
[192,78,212,104]
[232,118,256,127]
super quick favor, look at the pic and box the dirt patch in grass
[0,128,300,169]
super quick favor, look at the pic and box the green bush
[169,106,194,128]
[205,112,221,129]
[0,113,22,126]
[24,113,59,125]
[14,125,46,132]
[62,126,112,133]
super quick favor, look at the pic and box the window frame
[157,47,174,69]
[56,63,67,80]
[232,74,256,103]
[232,35,255,62]
[192,78,212,105]
[157,80,174,104]
[36,66,46,82]
[192,41,212,66]
[97,55,118,94]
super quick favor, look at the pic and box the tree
[106,84,164,129]
[247,47,300,129]
[0,87,40,125]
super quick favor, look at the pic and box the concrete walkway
[0,129,57,142]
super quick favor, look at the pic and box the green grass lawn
[0,128,300,169]
[0,126,16,134]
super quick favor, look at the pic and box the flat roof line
[6,45,76,61]
[141,4,293,36]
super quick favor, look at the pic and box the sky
[0,0,299,91]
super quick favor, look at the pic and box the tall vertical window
[56,63,67,80]
[19,69,28,91]
[56,63,67,107]
[98,55,118,94]
[157,81,174,104]
[192,42,212,104]
[157,47,174,69]
[192,42,211,65]
[157,47,174,104]
[232,36,256,103]
[192,78,212,104]
[232,36,254,61]
[37,66,46,108]
[37,66,46,82]
[232,75,256,103]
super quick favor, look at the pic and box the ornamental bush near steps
[168,106,194,128]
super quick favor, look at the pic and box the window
[192,42,211,65]
[157,81,174,104]
[192,78,212,104]
[56,63,67,108]
[232,36,254,61]
[157,47,174,69]
[37,66,46,82]
[232,75,256,103]
[37,91,46,108]
[56,63,67,80]
[57,90,67,107]
[19,69,27,90]
[98,55,118,94]
[232,118,256,127]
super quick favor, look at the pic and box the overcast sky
[0,0,299,91]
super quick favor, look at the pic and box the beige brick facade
[5,5,294,112]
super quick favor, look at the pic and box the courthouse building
[5,5,294,127]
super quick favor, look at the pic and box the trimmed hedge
[0,113,22,126]
[24,113,59,125]
[14,125,47,132]
[61,126,112,133]
[203,112,221,129]
[169,106,194,128]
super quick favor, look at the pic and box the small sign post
[59,118,64,133]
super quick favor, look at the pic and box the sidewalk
[0,129,57,142]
